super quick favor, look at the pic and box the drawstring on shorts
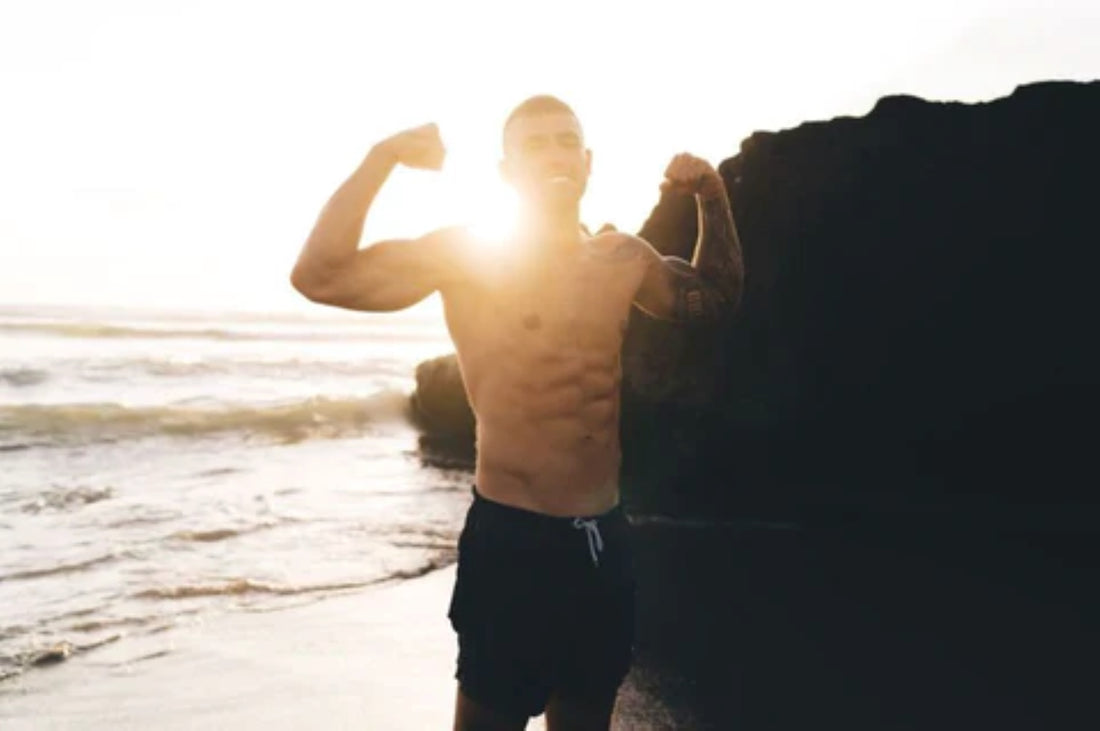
[572,517,604,567]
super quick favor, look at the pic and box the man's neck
[520,205,584,258]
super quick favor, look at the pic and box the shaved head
[503,95,582,150]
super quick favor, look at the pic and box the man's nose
[543,148,575,170]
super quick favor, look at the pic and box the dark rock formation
[414,80,1100,518]
[410,354,475,441]
[626,79,1100,516]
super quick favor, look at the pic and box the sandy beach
[0,566,462,730]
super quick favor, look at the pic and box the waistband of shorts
[470,485,625,529]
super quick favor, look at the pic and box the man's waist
[473,443,621,515]
[464,486,631,571]
[474,419,622,461]
[470,485,623,525]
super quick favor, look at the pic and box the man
[291,95,743,730]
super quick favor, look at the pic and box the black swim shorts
[448,487,636,719]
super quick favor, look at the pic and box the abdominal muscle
[472,370,624,517]
[447,298,629,516]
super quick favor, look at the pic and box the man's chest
[444,261,640,353]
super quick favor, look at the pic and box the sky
[1,0,1097,314]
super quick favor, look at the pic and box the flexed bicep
[291,122,454,312]
[634,251,735,323]
[298,227,470,312]
[632,153,744,323]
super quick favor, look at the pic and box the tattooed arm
[632,153,744,322]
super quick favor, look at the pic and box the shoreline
[0,566,463,730]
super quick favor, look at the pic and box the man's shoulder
[585,231,656,264]
[418,225,487,269]
[419,224,473,248]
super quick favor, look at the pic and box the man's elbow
[290,263,336,305]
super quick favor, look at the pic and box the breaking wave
[169,520,286,543]
[0,391,413,446]
[0,319,440,343]
[0,553,121,582]
[20,485,114,514]
[0,367,49,387]
[133,559,451,601]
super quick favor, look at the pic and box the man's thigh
[454,687,529,731]
[545,688,618,731]
[453,621,556,720]
[449,503,561,719]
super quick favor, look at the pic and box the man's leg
[453,687,528,731]
[450,493,562,730]
[546,507,634,731]
[544,689,618,731]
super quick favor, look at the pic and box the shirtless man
[291,95,743,730]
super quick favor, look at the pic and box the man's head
[500,95,591,211]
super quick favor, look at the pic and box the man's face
[500,112,591,210]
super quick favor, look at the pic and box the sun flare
[463,181,520,252]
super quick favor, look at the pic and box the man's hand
[377,123,446,171]
[660,153,723,199]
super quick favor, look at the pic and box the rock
[29,641,74,667]
[409,354,475,441]
[624,80,1100,514]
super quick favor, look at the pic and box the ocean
[0,302,474,682]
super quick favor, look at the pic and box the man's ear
[585,149,593,177]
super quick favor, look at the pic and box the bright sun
[463,180,520,251]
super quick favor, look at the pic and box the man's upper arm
[302,226,469,312]
[631,237,734,323]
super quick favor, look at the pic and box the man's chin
[539,180,583,205]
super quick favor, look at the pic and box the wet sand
[0,566,461,730]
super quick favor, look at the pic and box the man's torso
[440,233,646,516]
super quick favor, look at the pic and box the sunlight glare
[428,116,521,254]
[463,180,519,253]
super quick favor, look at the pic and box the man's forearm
[691,176,744,311]
[293,145,396,282]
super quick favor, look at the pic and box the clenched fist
[660,153,723,199]
[376,123,446,171]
